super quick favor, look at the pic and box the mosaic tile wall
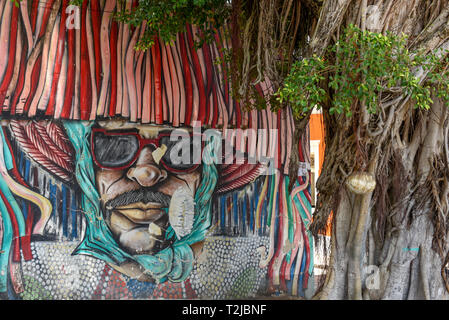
[18,237,269,300]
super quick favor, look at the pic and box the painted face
[92,121,203,264]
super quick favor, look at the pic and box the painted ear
[168,187,195,240]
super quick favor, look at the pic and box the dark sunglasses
[91,128,203,174]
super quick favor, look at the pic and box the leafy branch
[277,25,449,119]
[69,0,230,50]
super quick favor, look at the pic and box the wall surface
[0,0,314,300]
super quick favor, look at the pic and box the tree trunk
[307,0,449,300]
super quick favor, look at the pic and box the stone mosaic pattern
[190,236,269,299]
[18,236,269,300]
[20,242,105,300]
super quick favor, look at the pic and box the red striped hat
[0,0,296,192]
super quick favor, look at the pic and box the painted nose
[126,146,168,187]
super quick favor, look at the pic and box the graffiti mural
[0,0,314,300]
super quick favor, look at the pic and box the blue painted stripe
[71,191,78,240]
[18,152,27,220]
[261,186,268,236]
[249,189,254,233]
[307,231,314,276]
[287,248,297,295]
[298,247,307,297]
[18,150,24,176]
[24,158,30,185]
[254,182,260,234]
[21,201,27,220]
[272,188,279,256]
[233,192,238,230]
[62,185,67,238]
[220,196,225,232]
[49,182,56,221]
[7,276,17,300]
[242,194,247,235]
[225,197,229,231]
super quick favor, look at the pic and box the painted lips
[114,201,166,224]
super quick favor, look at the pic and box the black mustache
[105,189,171,210]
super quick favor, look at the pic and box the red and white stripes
[0,0,295,177]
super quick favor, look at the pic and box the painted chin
[118,226,167,255]
[108,204,171,255]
